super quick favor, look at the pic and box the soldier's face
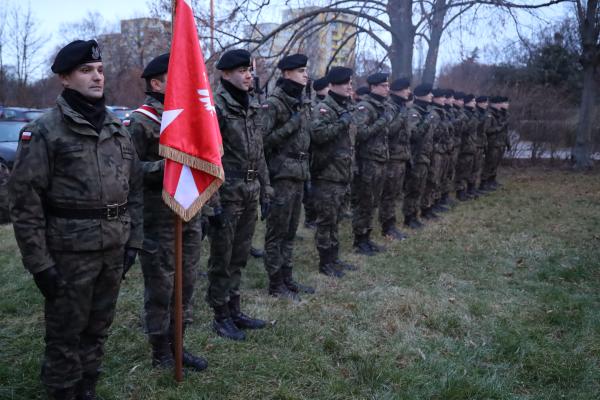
[330,79,353,97]
[222,66,252,91]
[284,67,308,86]
[60,62,104,100]
[371,82,390,97]
[394,88,411,99]
[150,74,168,94]
[478,102,488,109]
[433,96,445,106]
[466,100,476,108]
[317,87,329,96]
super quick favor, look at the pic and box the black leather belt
[287,152,309,161]
[225,169,258,182]
[47,202,128,221]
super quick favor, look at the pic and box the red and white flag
[159,0,223,221]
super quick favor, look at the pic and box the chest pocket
[54,144,88,177]
[121,143,135,160]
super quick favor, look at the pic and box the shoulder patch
[261,104,269,108]
[123,119,131,126]
[319,108,328,113]
[358,106,366,110]
[21,131,32,141]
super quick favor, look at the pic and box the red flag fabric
[159,0,224,221]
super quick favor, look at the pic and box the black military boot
[76,373,99,400]
[171,326,208,372]
[269,270,301,301]
[456,189,468,201]
[331,245,357,271]
[353,234,375,256]
[48,387,76,400]
[365,231,385,253]
[479,179,491,193]
[318,249,344,278]
[149,334,175,368]
[422,207,440,220]
[282,267,315,294]
[229,295,267,330]
[432,200,449,213]
[466,183,477,199]
[250,246,264,258]
[382,221,408,241]
[212,304,246,341]
[404,214,422,229]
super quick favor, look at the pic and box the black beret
[313,76,329,91]
[432,88,446,98]
[366,72,389,85]
[445,89,455,98]
[277,53,308,70]
[390,78,410,91]
[356,86,370,96]
[413,83,433,97]
[327,66,353,85]
[216,49,251,71]
[454,91,465,100]
[476,96,488,103]
[489,96,503,104]
[502,96,510,102]
[142,53,170,79]
[463,94,475,103]
[51,40,102,74]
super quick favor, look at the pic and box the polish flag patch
[319,108,328,113]
[123,119,131,126]
[21,131,32,141]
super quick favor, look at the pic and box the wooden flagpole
[171,0,184,383]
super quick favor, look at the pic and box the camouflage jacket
[260,86,311,182]
[475,106,491,149]
[410,100,437,165]
[459,106,480,155]
[451,106,468,153]
[354,94,390,162]
[8,96,143,274]
[487,107,506,148]
[127,96,164,192]
[387,96,414,162]
[310,94,357,183]
[213,84,271,206]
[430,104,449,154]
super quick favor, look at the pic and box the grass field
[1,166,599,400]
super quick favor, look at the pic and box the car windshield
[24,111,44,121]
[113,109,133,120]
[0,121,26,142]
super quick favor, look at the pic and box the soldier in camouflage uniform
[439,90,464,209]
[421,89,448,221]
[127,54,207,371]
[352,73,393,255]
[473,96,492,196]
[207,49,272,341]
[403,84,435,229]
[378,78,413,241]
[261,54,315,301]
[454,94,479,200]
[8,40,143,400]
[303,77,330,229]
[481,96,506,191]
[310,66,357,277]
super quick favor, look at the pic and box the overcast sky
[5,0,569,80]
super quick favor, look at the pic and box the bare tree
[0,6,8,104]
[8,2,45,90]
[572,0,599,169]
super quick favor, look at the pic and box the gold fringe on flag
[162,178,222,222]
[159,144,225,180]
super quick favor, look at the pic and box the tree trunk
[572,63,596,168]
[388,0,415,80]
[421,0,448,84]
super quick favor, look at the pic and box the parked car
[0,120,25,223]
[107,106,134,121]
[0,107,44,122]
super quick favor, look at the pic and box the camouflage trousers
[140,195,201,336]
[303,180,317,225]
[422,152,444,210]
[313,180,348,257]
[455,153,475,191]
[402,163,428,217]
[207,193,258,308]
[264,179,304,277]
[352,158,386,237]
[379,159,407,229]
[443,147,460,194]
[483,145,504,181]
[42,247,123,391]
[472,147,485,185]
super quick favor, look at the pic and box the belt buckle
[106,203,119,220]
[245,169,256,182]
